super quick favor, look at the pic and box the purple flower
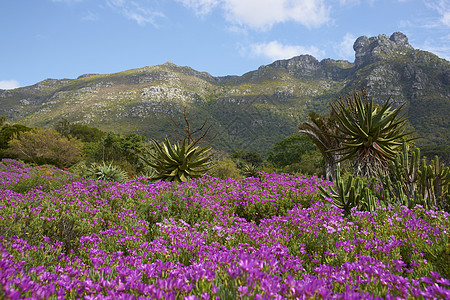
[238,285,249,296]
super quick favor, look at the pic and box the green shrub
[209,156,242,180]
[7,128,83,168]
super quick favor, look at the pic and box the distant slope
[0,32,448,155]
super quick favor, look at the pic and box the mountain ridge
[0,32,448,155]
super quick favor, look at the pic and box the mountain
[0,32,449,155]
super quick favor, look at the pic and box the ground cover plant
[0,159,449,299]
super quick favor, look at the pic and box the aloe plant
[241,163,260,178]
[331,89,412,178]
[85,161,128,183]
[140,137,213,182]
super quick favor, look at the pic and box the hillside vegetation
[0,32,448,155]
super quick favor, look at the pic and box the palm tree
[298,112,341,181]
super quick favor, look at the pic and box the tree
[8,128,83,168]
[231,150,263,166]
[298,112,341,181]
[331,89,412,178]
[0,123,33,159]
[209,153,242,180]
[65,124,105,143]
[55,118,105,144]
[55,118,71,137]
[267,135,317,167]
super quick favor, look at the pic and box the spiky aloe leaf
[139,138,213,182]
[330,89,413,178]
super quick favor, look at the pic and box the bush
[7,128,83,168]
[0,123,32,159]
[209,156,242,180]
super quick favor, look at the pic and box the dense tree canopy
[267,135,317,168]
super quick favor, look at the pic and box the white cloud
[335,33,356,61]
[107,0,165,26]
[175,0,220,15]
[442,11,450,27]
[0,80,20,90]
[178,0,330,30]
[248,41,325,61]
[426,0,450,27]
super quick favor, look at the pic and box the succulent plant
[377,142,450,210]
[140,137,213,182]
[241,163,260,178]
[331,89,412,178]
[320,165,381,216]
[85,161,128,183]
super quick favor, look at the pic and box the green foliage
[231,150,263,166]
[267,134,324,176]
[331,89,412,177]
[322,142,450,216]
[298,111,341,181]
[140,137,213,182]
[0,123,32,158]
[241,163,261,178]
[267,134,317,167]
[377,142,450,211]
[55,118,105,143]
[99,132,146,162]
[234,193,320,224]
[69,124,105,143]
[83,161,129,183]
[7,128,83,168]
[136,191,215,236]
[54,118,71,137]
[209,155,242,180]
[86,131,148,176]
[421,144,450,165]
[320,165,381,216]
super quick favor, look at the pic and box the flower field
[0,159,449,299]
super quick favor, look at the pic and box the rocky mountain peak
[269,55,319,71]
[354,32,413,67]
[258,55,322,79]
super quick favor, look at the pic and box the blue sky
[0,0,449,89]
